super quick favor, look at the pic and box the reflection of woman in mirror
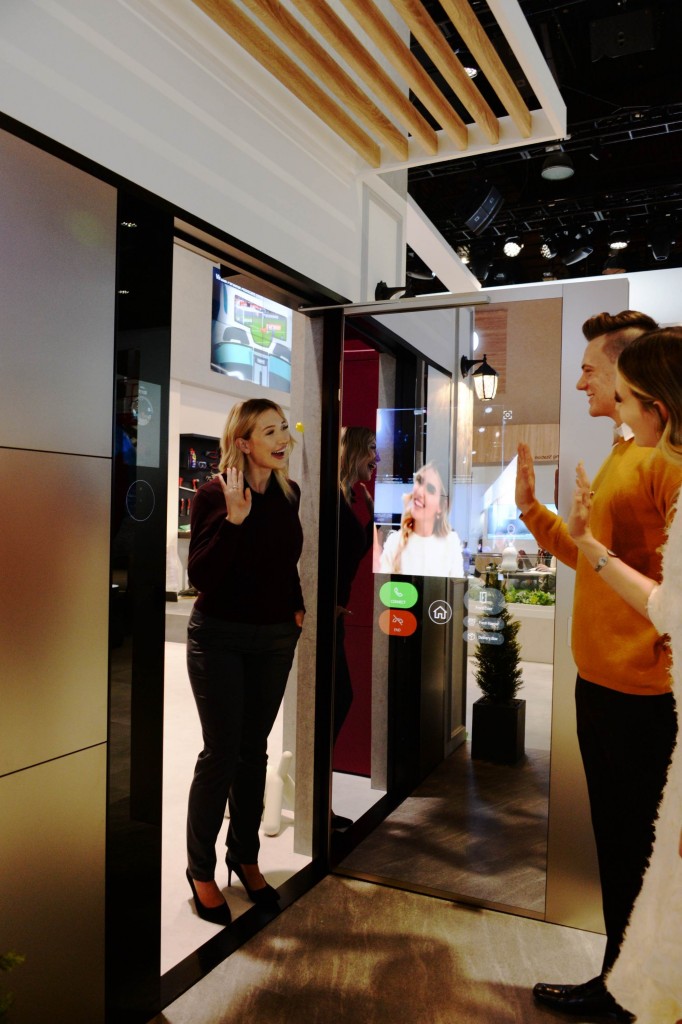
[333,427,379,829]
[184,399,305,924]
[379,462,464,577]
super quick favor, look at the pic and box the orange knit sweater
[522,439,682,695]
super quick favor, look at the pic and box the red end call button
[379,608,418,637]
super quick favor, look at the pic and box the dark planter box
[471,697,526,764]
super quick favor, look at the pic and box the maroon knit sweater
[188,474,304,624]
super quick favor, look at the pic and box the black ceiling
[406,0,682,289]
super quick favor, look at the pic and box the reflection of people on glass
[184,399,304,924]
[566,327,682,1023]
[379,462,463,577]
[333,427,378,829]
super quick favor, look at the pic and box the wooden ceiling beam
[338,0,468,150]
[191,0,380,166]
[288,0,439,156]
[239,0,408,160]
[389,0,500,144]
[439,0,531,138]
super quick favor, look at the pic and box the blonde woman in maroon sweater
[184,399,304,924]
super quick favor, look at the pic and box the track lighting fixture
[503,235,523,257]
[375,280,406,301]
[541,238,558,259]
[562,245,593,266]
[648,219,676,262]
[608,229,629,250]
[541,150,574,181]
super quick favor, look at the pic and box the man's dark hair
[582,310,659,362]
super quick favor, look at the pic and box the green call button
[380,581,418,609]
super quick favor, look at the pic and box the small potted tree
[0,951,25,1023]
[470,563,525,764]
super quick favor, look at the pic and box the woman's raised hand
[567,461,594,541]
[219,467,252,525]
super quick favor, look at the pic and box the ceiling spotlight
[374,280,406,301]
[650,238,672,262]
[608,229,629,251]
[541,151,575,181]
[456,245,471,265]
[648,219,675,262]
[456,49,479,78]
[541,238,558,259]
[562,245,593,266]
[503,235,523,257]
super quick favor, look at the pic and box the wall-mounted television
[211,270,293,393]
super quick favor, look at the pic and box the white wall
[0,0,407,303]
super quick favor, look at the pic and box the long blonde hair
[386,462,451,572]
[617,326,682,466]
[218,398,296,502]
[340,426,376,502]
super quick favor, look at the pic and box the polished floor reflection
[150,874,604,1024]
[336,659,552,912]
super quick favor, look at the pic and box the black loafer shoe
[532,976,635,1021]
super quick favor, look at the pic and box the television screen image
[211,270,293,393]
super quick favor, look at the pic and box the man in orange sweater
[516,310,681,1022]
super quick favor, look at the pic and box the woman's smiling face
[242,409,291,470]
[356,437,379,483]
[411,466,444,535]
[614,370,664,447]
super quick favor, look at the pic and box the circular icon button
[126,479,155,522]
[428,600,452,624]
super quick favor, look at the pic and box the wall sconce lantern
[461,354,499,400]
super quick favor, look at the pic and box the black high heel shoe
[226,855,280,906]
[186,868,232,925]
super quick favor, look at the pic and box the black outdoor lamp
[461,354,499,400]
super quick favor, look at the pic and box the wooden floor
[336,743,549,914]
[152,875,604,1024]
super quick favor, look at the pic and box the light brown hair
[617,326,682,466]
[340,426,376,502]
[385,462,451,573]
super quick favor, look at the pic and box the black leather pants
[186,609,301,879]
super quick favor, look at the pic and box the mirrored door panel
[334,297,562,918]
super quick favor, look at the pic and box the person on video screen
[378,462,463,578]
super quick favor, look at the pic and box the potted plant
[470,565,525,764]
[0,951,24,1023]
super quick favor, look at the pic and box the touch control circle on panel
[126,479,156,522]
[428,600,452,624]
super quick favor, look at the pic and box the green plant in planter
[0,952,25,1022]
[505,585,555,606]
[471,569,525,762]
[474,571,523,703]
